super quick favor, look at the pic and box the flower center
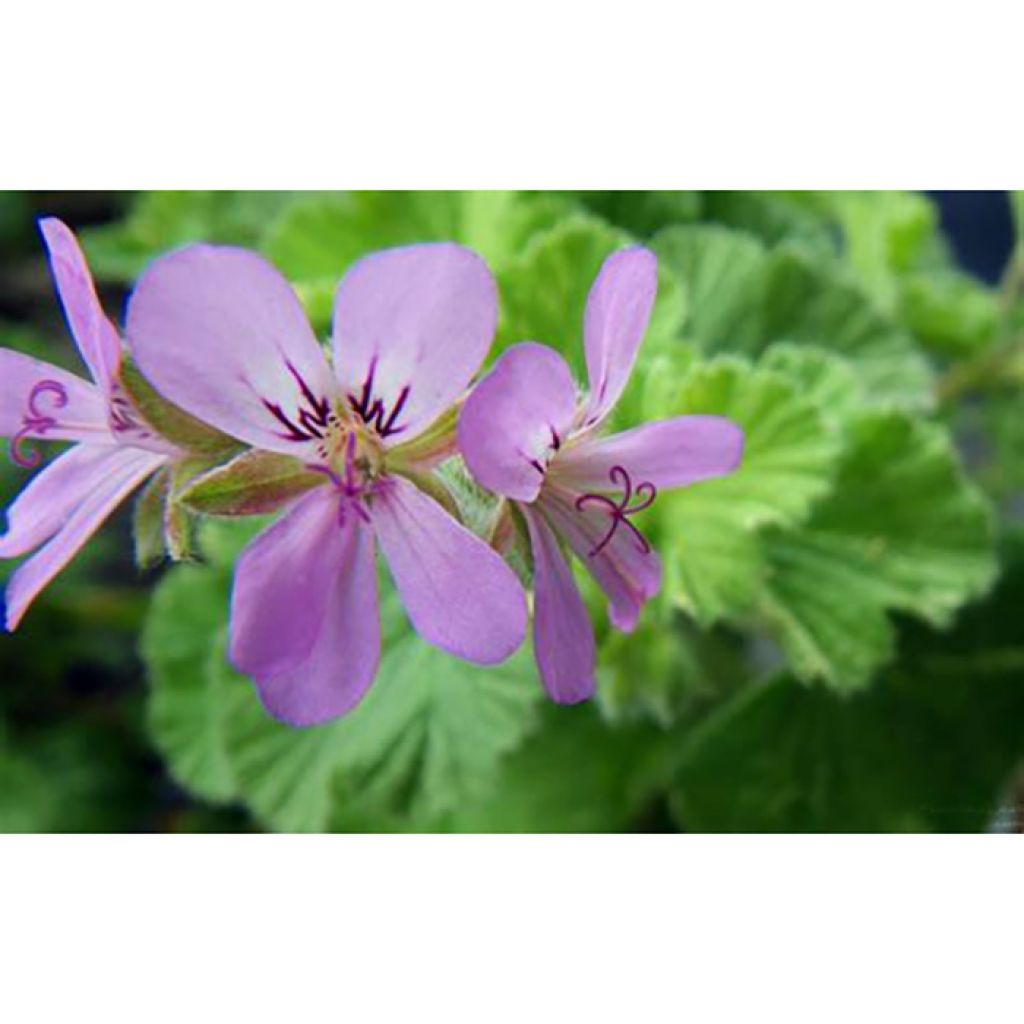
[574,464,657,557]
[307,429,383,528]
[9,380,68,468]
[528,425,563,477]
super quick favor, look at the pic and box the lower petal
[251,520,381,727]
[523,506,596,704]
[229,487,346,682]
[541,487,662,633]
[371,474,527,664]
[0,443,127,559]
[4,447,165,630]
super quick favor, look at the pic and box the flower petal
[39,218,122,392]
[229,487,345,682]
[582,247,657,427]
[371,475,527,664]
[0,350,108,445]
[333,244,498,446]
[541,486,662,633]
[551,416,744,493]
[0,443,123,559]
[250,517,381,728]
[4,447,165,630]
[522,506,596,704]
[458,343,577,502]
[126,245,336,457]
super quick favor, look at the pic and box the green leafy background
[1,190,1022,832]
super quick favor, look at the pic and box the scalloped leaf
[142,536,543,832]
[653,224,934,410]
[645,355,841,624]
[758,411,997,689]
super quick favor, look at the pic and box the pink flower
[458,248,744,704]
[127,243,528,726]
[1,220,175,630]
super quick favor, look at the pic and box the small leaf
[900,268,1000,357]
[133,469,169,569]
[178,449,324,517]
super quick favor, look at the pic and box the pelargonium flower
[0,219,179,630]
[458,247,744,704]
[126,242,528,726]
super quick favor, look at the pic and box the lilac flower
[126,243,528,726]
[458,248,744,704]
[0,220,176,630]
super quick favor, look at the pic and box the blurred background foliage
[1,190,1022,832]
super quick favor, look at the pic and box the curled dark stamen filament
[9,380,68,468]
[574,464,657,557]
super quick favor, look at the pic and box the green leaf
[453,705,673,832]
[653,224,935,410]
[900,268,999,357]
[262,191,570,329]
[142,563,242,803]
[563,191,703,237]
[647,354,841,624]
[671,533,1024,831]
[179,449,324,517]
[143,549,544,831]
[758,411,997,689]
[81,191,307,282]
[496,215,687,426]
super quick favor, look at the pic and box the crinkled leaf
[263,191,569,329]
[671,533,1024,832]
[900,268,999,357]
[647,354,841,624]
[453,705,673,833]
[653,224,934,410]
[81,191,307,282]
[143,539,543,832]
[563,191,703,238]
[758,411,997,689]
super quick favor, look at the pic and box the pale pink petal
[458,343,577,502]
[333,244,498,446]
[250,519,381,727]
[370,475,527,664]
[229,487,345,682]
[126,245,336,458]
[39,218,122,392]
[540,486,662,633]
[522,506,596,704]
[0,443,123,559]
[0,350,108,450]
[4,447,166,630]
[551,416,744,493]
[582,247,657,427]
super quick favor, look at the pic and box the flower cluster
[1,219,744,726]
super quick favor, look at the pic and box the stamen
[574,464,657,557]
[347,357,411,439]
[9,380,68,468]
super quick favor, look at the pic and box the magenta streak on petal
[261,360,334,444]
[574,464,657,557]
[347,356,411,440]
[306,433,372,528]
[10,381,69,468]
